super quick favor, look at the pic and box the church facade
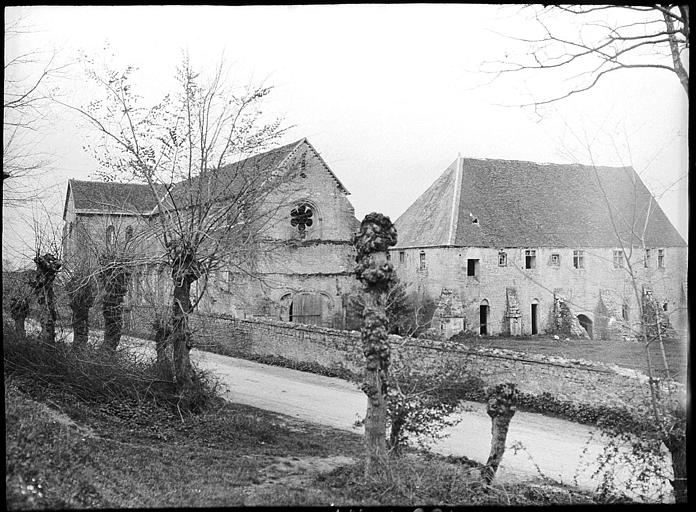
[63,138,360,328]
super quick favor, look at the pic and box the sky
[3,5,689,267]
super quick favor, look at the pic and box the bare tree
[59,54,296,405]
[3,16,68,205]
[483,5,689,106]
[555,127,687,501]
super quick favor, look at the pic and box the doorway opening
[531,303,538,335]
[480,300,489,335]
[577,314,593,339]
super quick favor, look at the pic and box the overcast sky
[3,5,688,266]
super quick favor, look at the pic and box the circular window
[290,203,314,233]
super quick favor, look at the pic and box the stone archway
[577,314,593,339]
[280,292,333,326]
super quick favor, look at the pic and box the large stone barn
[391,156,687,340]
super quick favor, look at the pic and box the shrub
[3,327,222,414]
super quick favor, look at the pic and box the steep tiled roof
[165,139,305,209]
[66,179,165,217]
[395,157,686,248]
[66,139,350,217]
[160,138,349,210]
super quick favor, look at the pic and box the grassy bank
[4,330,619,507]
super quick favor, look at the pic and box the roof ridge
[456,155,634,171]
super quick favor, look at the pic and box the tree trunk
[353,212,398,478]
[70,305,90,348]
[102,298,124,350]
[30,254,61,345]
[172,279,194,398]
[482,383,518,485]
[667,437,687,503]
[66,274,95,349]
[98,255,129,351]
[10,297,29,337]
[12,314,27,337]
[388,412,406,454]
[38,290,57,344]
[153,316,173,381]
[664,403,687,503]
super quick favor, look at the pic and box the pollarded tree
[353,212,398,477]
[65,269,95,348]
[482,383,518,485]
[97,251,131,351]
[60,55,297,404]
[29,253,62,344]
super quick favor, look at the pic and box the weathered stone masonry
[122,305,679,416]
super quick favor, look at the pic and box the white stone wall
[391,245,688,338]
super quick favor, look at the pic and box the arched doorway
[280,292,333,326]
[279,294,292,322]
[480,299,490,335]
[577,314,593,339]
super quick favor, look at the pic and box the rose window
[290,203,314,234]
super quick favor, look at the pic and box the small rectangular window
[498,251,507,267]
[657,249,665,268]
[467,259,480,277]
[613,250,624,268]
[419,252,426,270]
[550,253,561,266]
[399,251,405,264]
[525,249,536,269]
[573,250,584,269]
[644,248,651,268]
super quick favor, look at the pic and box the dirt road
[120,335,671,502]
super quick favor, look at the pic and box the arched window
[68,222,74,238]
[621,303,630,321]
[125,225,134,242]
[106,225,116,245]
[290,203,314,236]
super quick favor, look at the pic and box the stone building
[62,138,360,328]
[63,143,687,340]
[392,156,687,340]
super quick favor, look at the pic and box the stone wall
[122,305,678,416]
[391,246,688,339]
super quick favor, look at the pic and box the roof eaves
[63,179,73,221]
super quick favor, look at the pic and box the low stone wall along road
[120,335,673,503]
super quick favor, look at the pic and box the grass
[6,376,610,508]
[3,326,620,507]
[5,373,366,509]
[463,334,687,381]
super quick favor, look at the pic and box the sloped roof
[395,157,686,248]
[164,139,304,209]
[65,179,165,218]
[156,139,348,211]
